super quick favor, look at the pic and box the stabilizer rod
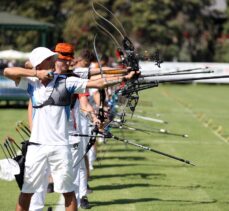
[140,70,213,78]
[102,131,194,166]
[120,124,188,138]
[146,74,229,84]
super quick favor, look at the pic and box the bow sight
[122,37,139,72]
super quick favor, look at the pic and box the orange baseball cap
[54,43,74,61]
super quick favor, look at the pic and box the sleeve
[17,78,29,90]
[17,77,37,90]
[73,67,89,79]
[78,91,90,98]
[66,77,88,94]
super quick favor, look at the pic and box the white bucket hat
[29,47,58,68]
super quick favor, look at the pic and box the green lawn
[0,84,229,211]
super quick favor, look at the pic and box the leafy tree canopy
[0,0,228,62]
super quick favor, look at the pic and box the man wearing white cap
[4,46,136,211]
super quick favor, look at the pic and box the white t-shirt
[74,66,98,103]
[18,75,88,145]
[73,67,89,79]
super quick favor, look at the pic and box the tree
[62,0,118,56]
[128,0,215,61]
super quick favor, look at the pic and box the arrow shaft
[141,70,213,78]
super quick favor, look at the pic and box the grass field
[0,84,229,211]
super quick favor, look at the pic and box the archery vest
[33,74,75,108]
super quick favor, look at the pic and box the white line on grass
[133,114,167,124]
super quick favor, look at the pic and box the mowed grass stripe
[160,86,228,144]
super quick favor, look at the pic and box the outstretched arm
[4,67,54,85]
[86,71,135,89]
[89,67,127,76]
[4,67,37,84]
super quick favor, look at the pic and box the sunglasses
[57,51,74,57]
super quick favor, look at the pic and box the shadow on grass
[149,184,210,190]
[101,148,135,153]
[97,156,146,161]
[92,183,151,191]
[91,183,210,192]
[91,172,166,180]
[148,163,193,168]
[90,198,156,208]
[90,198,217,208]
[45,196,217,209]
[94,162,189,169]
[94,163,138,169]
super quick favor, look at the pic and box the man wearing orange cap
[54,43,75,63]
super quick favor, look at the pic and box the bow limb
[93,35,106,125]
[92,1,125,39]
